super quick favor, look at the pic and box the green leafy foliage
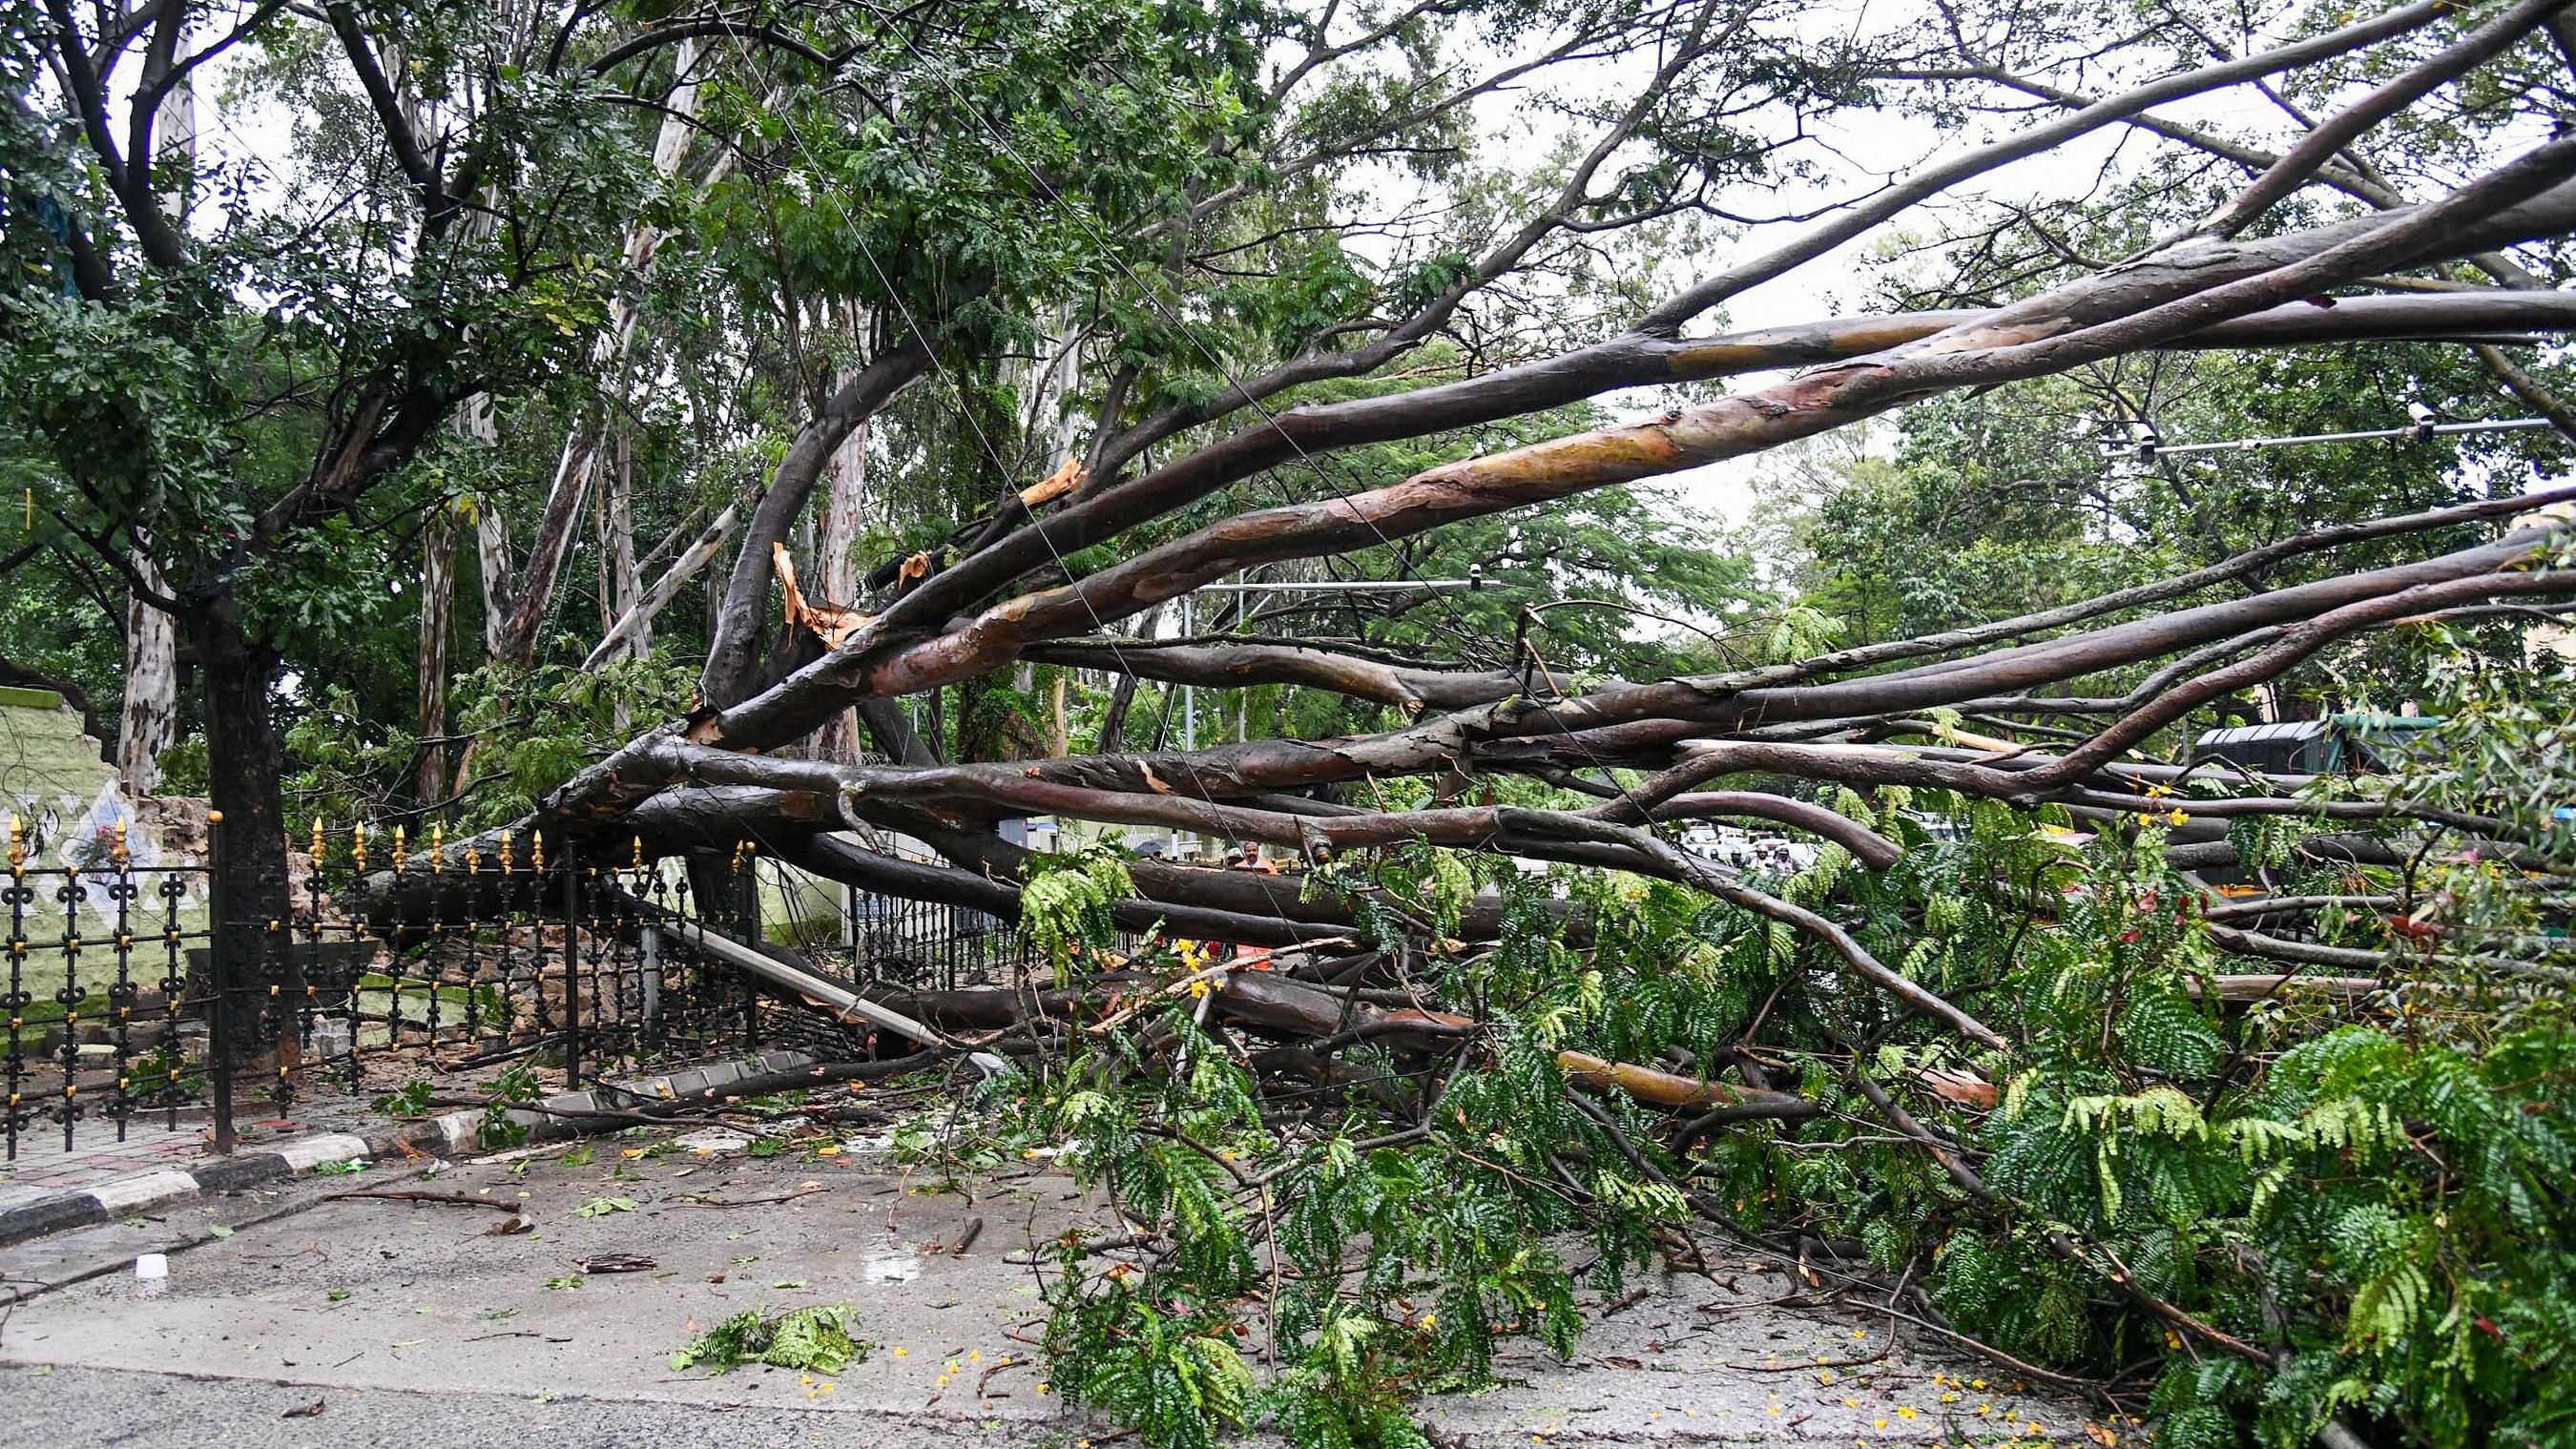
[670,1303,868,1375]
[1022,848,1139,979]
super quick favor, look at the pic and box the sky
[1311,0,2376,528]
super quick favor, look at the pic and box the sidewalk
[0,1050,824,1246]
[0,1124,2109,1448]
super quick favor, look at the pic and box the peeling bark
[116,549,177,794]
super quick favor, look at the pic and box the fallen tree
[85,3,2576,1445]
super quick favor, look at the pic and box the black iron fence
[0,818,207,1158]
[0,819,1066,1162]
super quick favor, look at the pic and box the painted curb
[0,1049,821,1247]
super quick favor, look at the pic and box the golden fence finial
[392,823,407,871]
[633,834,644,872]
[352,821,367,873]
[112,817,130,867]
[531,831,546,873]
[310,816,324,864]
[466,844,481,876]
[10,813,27,872]
[498,830,514,875]
[429,821,445,875]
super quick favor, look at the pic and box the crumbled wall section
[0,689,211,950]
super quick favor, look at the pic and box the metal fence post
[737,854,760,1052]
[204,810,234,1155]
[561,857,581,1088]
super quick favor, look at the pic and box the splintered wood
[773,542,871,649]
[1018,456,1086,509]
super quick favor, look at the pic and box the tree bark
[116,549,177,794]
[467,394,513,660]
[416,513,456,801]
[806,370,869,763]
[605,431,641,645]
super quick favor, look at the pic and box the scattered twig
[322,1190,523,1211]
[677,1184,831,1209]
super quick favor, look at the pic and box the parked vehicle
[2190,712,2442,776]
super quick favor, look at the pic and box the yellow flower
[1970,1378,1986,1389]
[1842,1397,1859,1408]
[1420,1312,1438,1330]
[2168,808,2189,826]
[1851,1328,1866,1339]
[892,1346,907,1358]
[1874,1419,1888,1431]
[1942,1392,1961,1403]
[969,1351,981,1364]
[1766,1406,1781,1418]
[1036,1382,1050,1396]
[1188,977,1213,999]
[1897,1407,1917,1420]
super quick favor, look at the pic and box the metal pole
[1180,593,1196,859]
[204,810,234,1155]
[560,857,581,1088]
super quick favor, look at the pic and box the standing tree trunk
[117,549,177,794]
[416,515,456,802]
[467,395,513,661]
[807,405,867,763]
[188,597,293,1060]
[492,42,706,672]
[605,431,641,641]
[116,65,195,797]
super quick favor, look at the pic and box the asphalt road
[0,1125,2095,1447]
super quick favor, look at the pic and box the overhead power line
[2101,413,2556,461]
